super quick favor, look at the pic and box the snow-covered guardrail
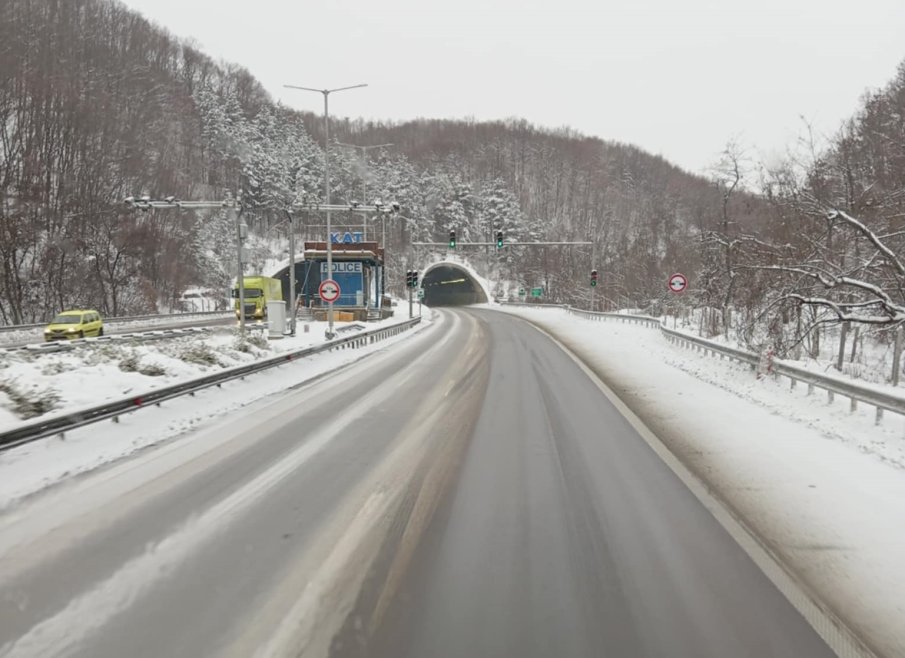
[0,310,230,334]
[0,318,421,451]
[504,302,905,423]
[2,327,218,354]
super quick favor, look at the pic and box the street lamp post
[284,210,297,336]
[283,83,367,339]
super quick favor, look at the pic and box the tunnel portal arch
[420,261,490,306]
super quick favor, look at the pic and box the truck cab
[232,276,282,319]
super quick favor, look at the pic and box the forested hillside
[3,0,904,368]
[0,0,735,323]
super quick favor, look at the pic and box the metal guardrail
[0,318,421,451]
[503,302,905,423]
[0,310,230,334]
[2,327,217,354]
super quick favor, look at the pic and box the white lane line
[0,314,459,658]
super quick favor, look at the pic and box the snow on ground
[0,314,419,431]
[665,307,903,389]
[501,305,905,657]
[0,311,432,508]
[0,312,232,348]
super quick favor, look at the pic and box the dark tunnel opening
[421,265,488,306]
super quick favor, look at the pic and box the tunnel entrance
[421,265,488,306]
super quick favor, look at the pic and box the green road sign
[518,288,526,295]
[418,289,424,299]
[530,287,543,298]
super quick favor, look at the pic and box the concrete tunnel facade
[420,263,489,306]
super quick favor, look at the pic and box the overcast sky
[122,0,905,175]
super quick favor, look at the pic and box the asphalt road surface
[0,309,838,658]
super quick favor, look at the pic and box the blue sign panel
[320,261,364,306]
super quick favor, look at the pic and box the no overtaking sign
[668,273,688,294]
[319,279,341,303]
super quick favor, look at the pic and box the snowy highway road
[0,309,841,657]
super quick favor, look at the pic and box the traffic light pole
[409,284,413,319]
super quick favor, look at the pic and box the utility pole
[234,204,247,332]
[285,209,297,336]
[284,83,367,339]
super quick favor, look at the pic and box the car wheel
[98,327,104,337]
[77,331,84,339]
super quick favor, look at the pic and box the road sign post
[667,273,687,329]
[590,269,599,312]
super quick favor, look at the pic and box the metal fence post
[892,327,903,386]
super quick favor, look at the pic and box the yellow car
[44,310,104,341]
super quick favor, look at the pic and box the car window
[51,314,81,324]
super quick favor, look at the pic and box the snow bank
[0,314,417,431]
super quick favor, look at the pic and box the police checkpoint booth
[286,231,392,322]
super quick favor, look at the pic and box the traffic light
[405,270,413,288]
[591,269,599,287]
[496,230,504,249]
[412,270,419,288]
[448,229,456,249]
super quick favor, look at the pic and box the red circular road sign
[668,273,688,294]
[319,279,341,303]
